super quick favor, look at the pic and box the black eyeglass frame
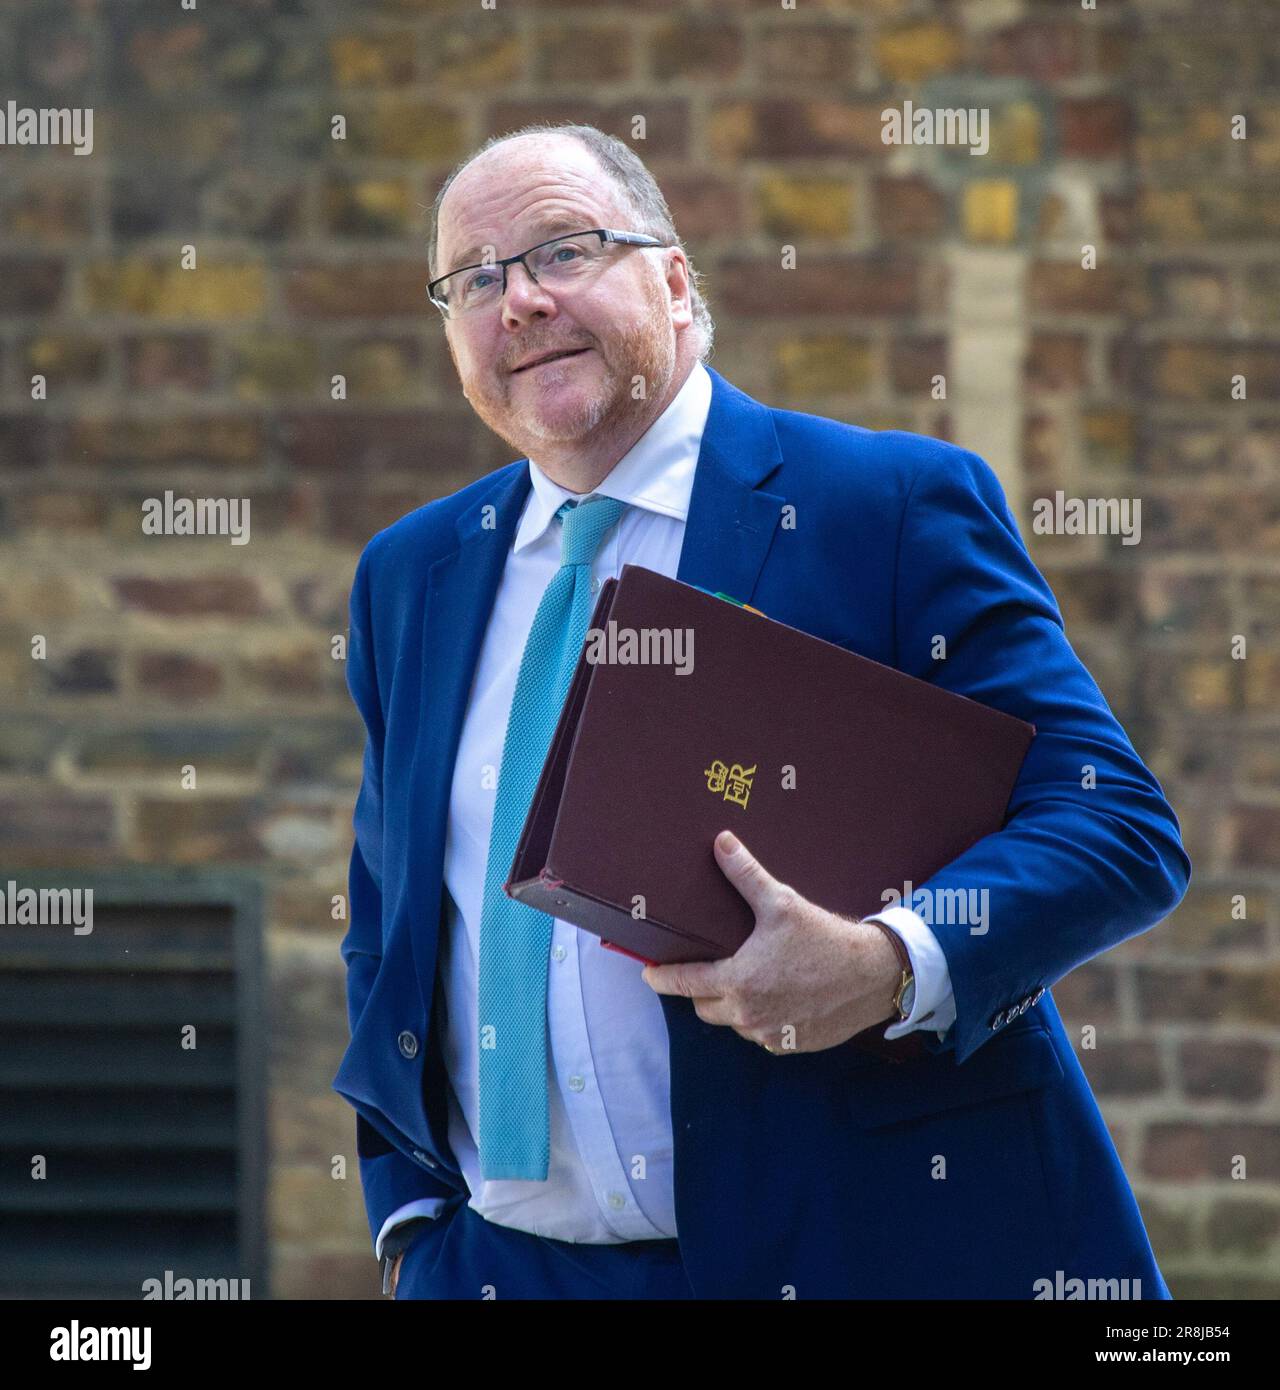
[427,228,670,315]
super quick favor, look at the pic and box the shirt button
[551,944,566,962]
[568,1074,585,1092]
[397,1030,418,1059]
[590,576,600,593]
[607,1192,625,1210]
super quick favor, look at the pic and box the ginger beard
[457,258,677,457]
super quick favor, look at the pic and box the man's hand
[640,830,903,1053]
[387,1249,405,1297]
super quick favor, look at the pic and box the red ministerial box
[504,564,1035,979]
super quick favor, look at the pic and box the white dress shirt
[375,360,957,1258]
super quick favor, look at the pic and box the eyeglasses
[427,228,669,318]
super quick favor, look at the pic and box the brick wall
[0,0,1274,1297]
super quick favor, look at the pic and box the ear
[658,247,693,331]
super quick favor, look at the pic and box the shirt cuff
[861,906,957,1042]
[375,1196,451,1262]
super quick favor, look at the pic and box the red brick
[122,335,215,391]
[276,411,473,473]
[983,21,1082,82]
[135,652,224,699]
[283,261,435,318]
[535,24,635,84]
[113,576,267,617]
[649,19,743,82]
[1077,1039,1163,1097]
[1144,1122,1280,1182]
[0,795,115,854]
[1179,1041,1272,1102]
[1060,97,1133,159]
[717,255,918,317]
[1026,333,1089,390]
[133,797,265,863]
[0,257,66,313]
[873,176,946,240]
[889,336,945,393]
[1136,964,1280,1025]
[757,24,858,83]
[709,100,887,161]
[1029,261,1136,315]
[654,171,744,240]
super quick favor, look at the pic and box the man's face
[434,136,692,456]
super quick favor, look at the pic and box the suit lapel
[403,463,531,994]
[676,365,785,602]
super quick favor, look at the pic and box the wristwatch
[864,918,915,1023]
[380,1217,432,1295]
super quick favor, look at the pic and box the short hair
[427,123,715,363]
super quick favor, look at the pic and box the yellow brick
[757,176,854,239]
[707,102,754,163]
[329,33,411,86]
[428,33,523,89]
[1245,106,1280,170]
[1244,650,1280,710]
[963,180,1018,244]
[988,102,1043,166]
[1139,188,1202,240]
[84,261,266,320]
[349,179,410,220]
[1183,659,1232,710]
[367,98,463,160]
[877,22,962,83]
[345,342,417,399]
[776,336,875,397]
[1083,408,1134,467]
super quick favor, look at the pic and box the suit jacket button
[397,1030,419,1059]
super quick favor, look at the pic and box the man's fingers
[642,961,726,997]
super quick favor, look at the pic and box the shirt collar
[512,359,713,553]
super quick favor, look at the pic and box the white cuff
[862,906,957,1042]
[375,1196,451,1262]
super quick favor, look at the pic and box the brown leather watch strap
[862,917,913,1019]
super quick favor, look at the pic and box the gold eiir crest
[704,759,757,809]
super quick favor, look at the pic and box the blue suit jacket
[333,365,1190,1298]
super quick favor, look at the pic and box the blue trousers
[394,1194,695,1300]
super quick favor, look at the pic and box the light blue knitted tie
[477,492,628,1180]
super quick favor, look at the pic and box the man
[332,122,1190,1299]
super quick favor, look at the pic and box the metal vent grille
[0,877,264,1299]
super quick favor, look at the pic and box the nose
[501,258,557,326]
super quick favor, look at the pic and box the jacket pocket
[846,1020,1064,1130]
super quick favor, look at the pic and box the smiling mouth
[512,347,591,373]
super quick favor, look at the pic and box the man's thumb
[714,830,778,913]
